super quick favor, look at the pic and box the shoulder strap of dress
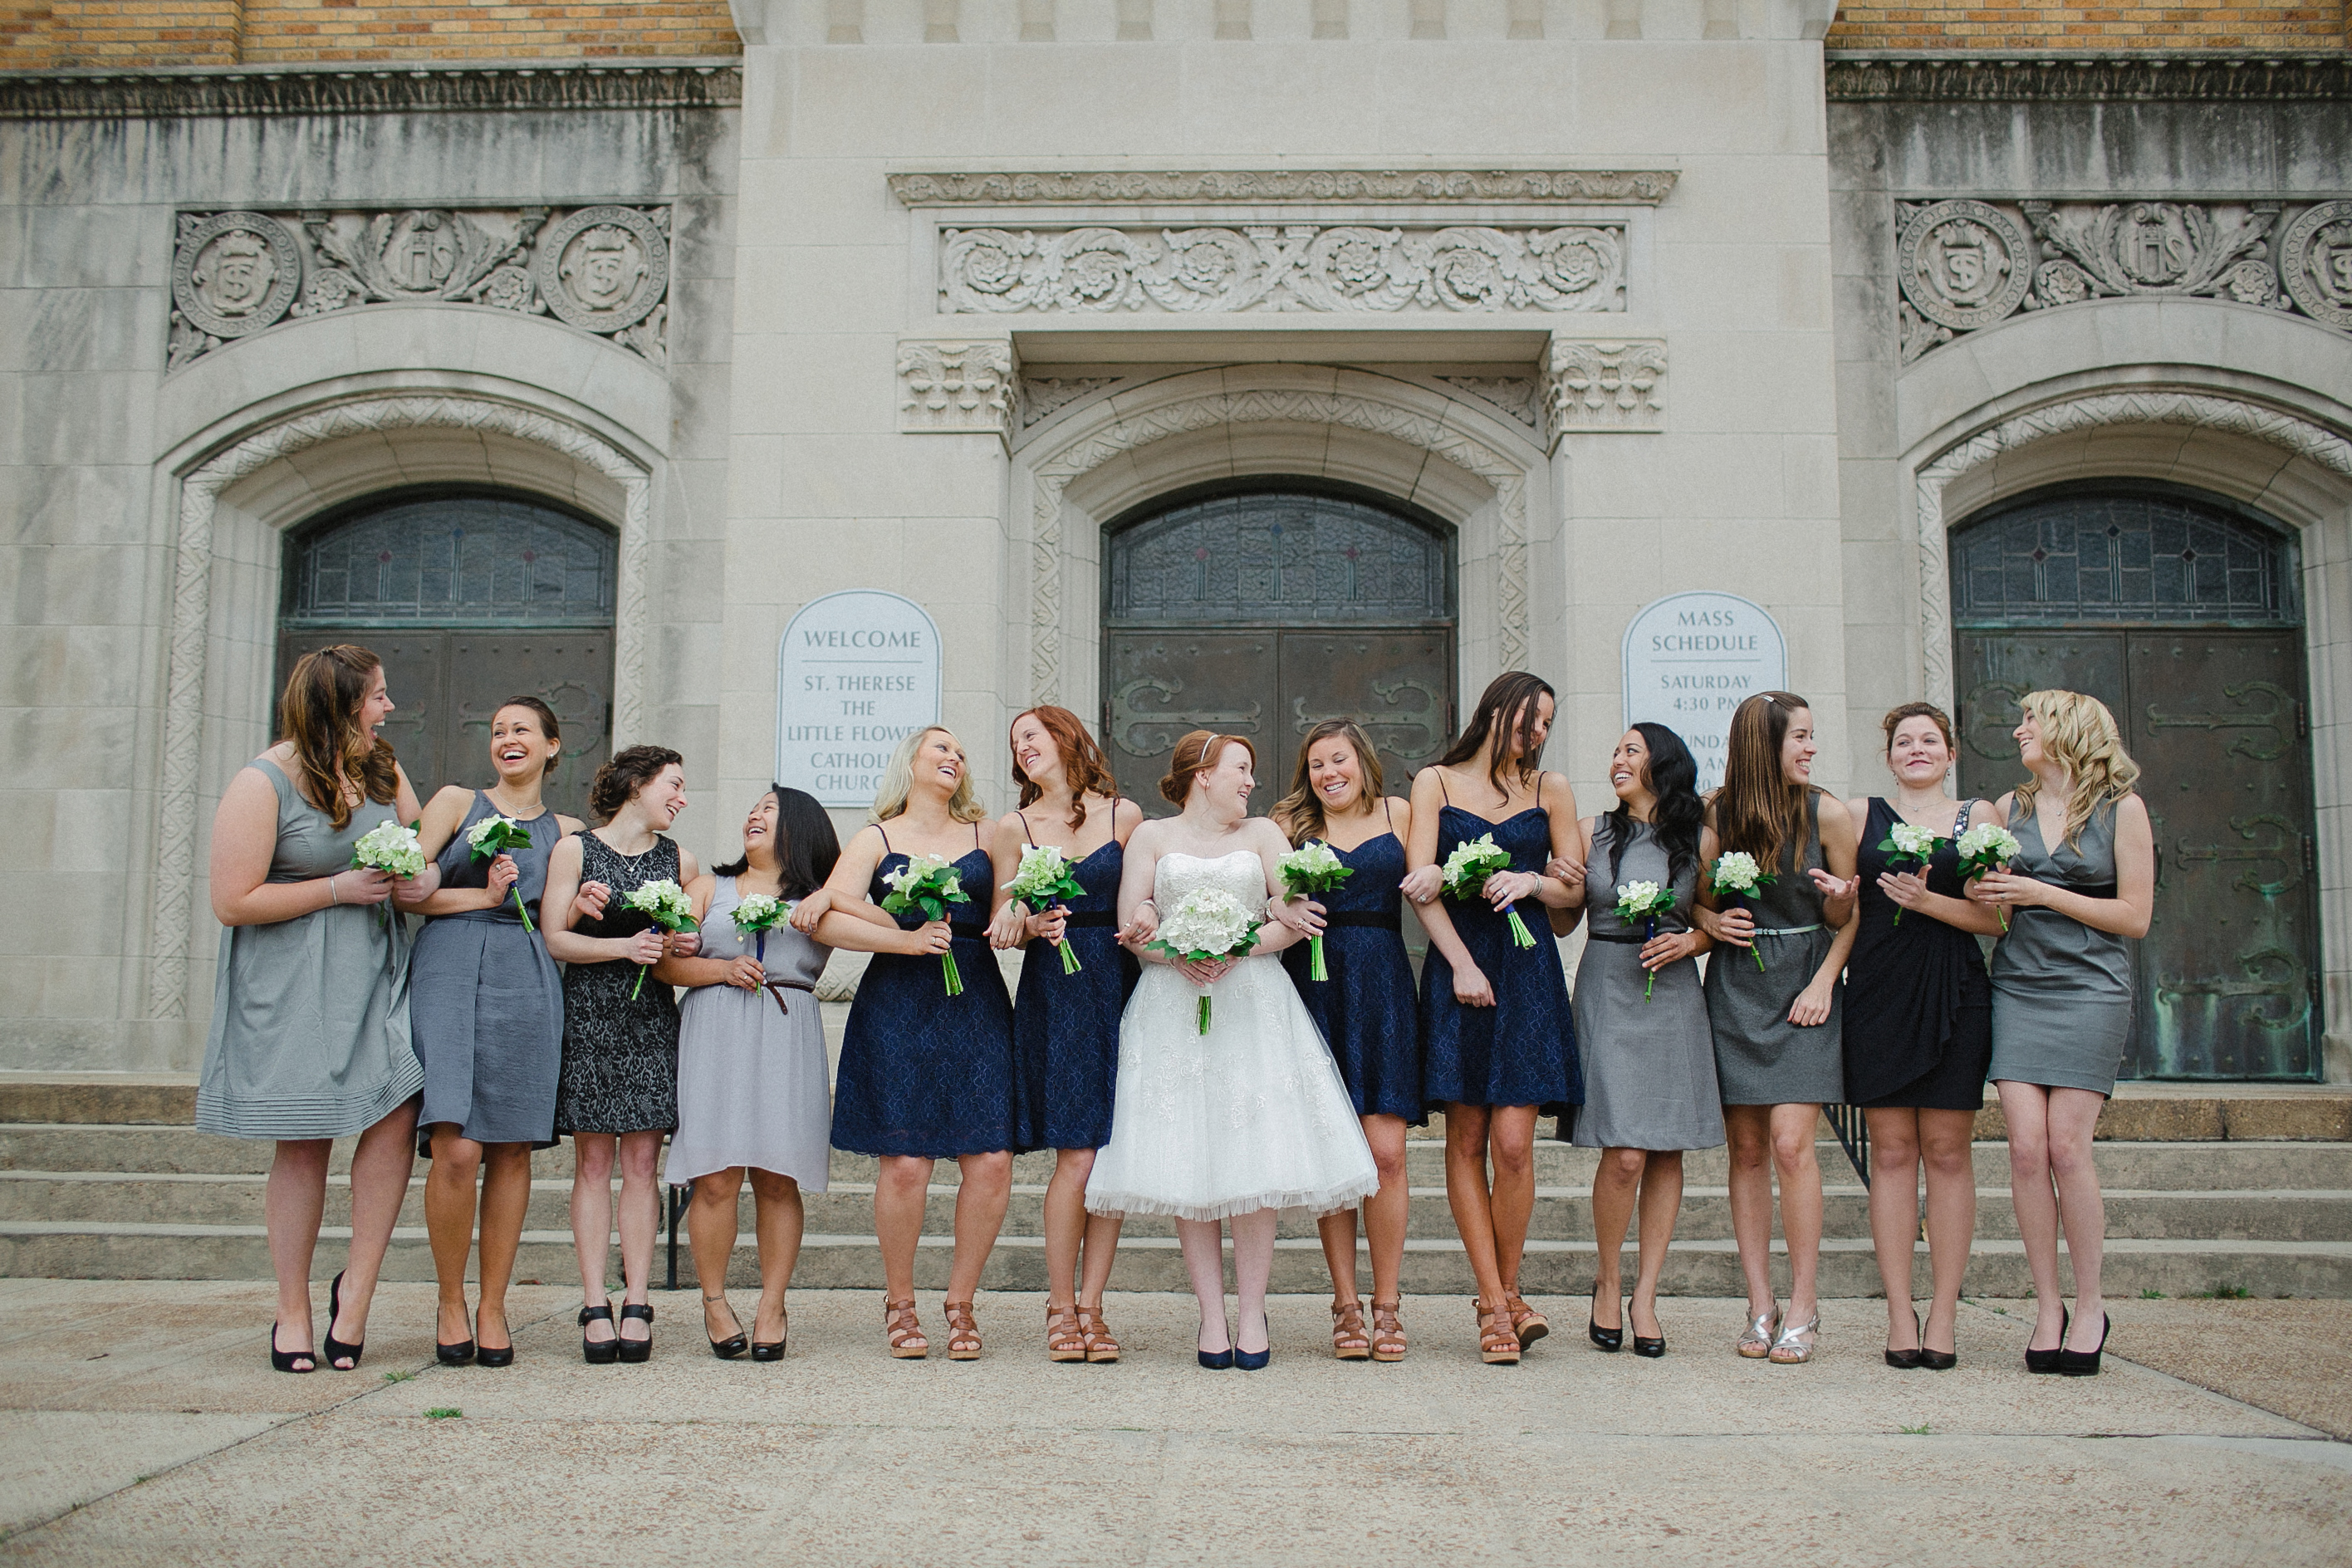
[1017,811,1037,847]
[876,823,893,853]
[974,820,984,851]
[1535,774,1543,809]
[1381,797,1396,831]
[1953,797,1977,836]
[1436,772,1452,806]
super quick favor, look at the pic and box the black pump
[2056,1312,2109,1378]
[2024,1305,2069,1374]
[580,1301,619,1365]
[1587,1286,1623,1353]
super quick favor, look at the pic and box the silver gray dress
[408,792,564,1151]
[196,757,423,1140]
[1989,799,2134,1095]
[667,877,835,1188]
[1572,819,1724,1152]
[1706,791,1846,1106]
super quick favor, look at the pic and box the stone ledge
[0,60,743,120]
[1826,51,2352,104]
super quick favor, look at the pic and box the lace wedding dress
[1085,850,1379,1222]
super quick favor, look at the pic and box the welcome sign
[775,590,943,807]
[1621,591,1787,794]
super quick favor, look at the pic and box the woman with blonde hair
[819,726,1017,1360]
[1970,690,2154,1377]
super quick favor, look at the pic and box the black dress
[554,831,684,1136]
[1842,797,1993,1111]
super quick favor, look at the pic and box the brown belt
[762,980,816,1017]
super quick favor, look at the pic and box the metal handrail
[1823,1104,1871,1188]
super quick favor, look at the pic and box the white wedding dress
[1085,850,1379,1222]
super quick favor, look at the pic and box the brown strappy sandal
[1476,1297,1521,1365]
[1076,1304,1120,1364]
[1370,1299,1408,1363]
[884,1297,928,1360]
[1330,1300,1372,1361]
[1507,1291,1551,1348]
[1045,1303,1088,1364]
[943,1300,982,1360]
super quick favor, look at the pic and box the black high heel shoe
[269,1321,315,1374]
[704,1293,748,1360]
[751,1307,788,1362]
[2024,1305,2069,1374]
[475,1309,514,1369]
[321,1270,365,1371]
[1629,1297,1665,1359]
[437,1304,476,1366]
[616,1301,654,1364]
[2056,1311,2109,1378]
[1917,1310,1957,1372]
[1587,1286,1622,1353]
[1885,1307,1923,1370]
[580,1302,618,1365]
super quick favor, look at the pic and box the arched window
[1950,483,2299,628]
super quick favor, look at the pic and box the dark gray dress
[408,792,565,1152]
[555,831,684,1136]
[1990,799,2134,1095]
[196,757,422,1140]
[1571,819,1723,1152]
[1706,791,1845,1106]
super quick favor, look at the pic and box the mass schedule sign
[1621,591,1787,794]
[775,590,943,807]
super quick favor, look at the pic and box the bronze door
[1955,628,2318,1079]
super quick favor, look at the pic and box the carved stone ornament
[1439,376,1542,431]
[890,169,1678,207]
[1542,339,1666,443]
[2280,201,2352,331]
[1019,376,1124,429]
[166,204,673,370]
[898,339,1016,440]
[940,224,1624,316]
[1897,200,2034,336]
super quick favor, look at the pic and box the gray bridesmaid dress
[408,791,565,1151]
[1989,799,2134,1095]
[1707,791,1846,1106]
[1571,818,1724,1151]
[196,758,423,1139]
[667,877,835,1188]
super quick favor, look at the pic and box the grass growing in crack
[2140,1289,2165,1299]
[1899,1423,1933,1436]
[2207,1285,2252,1300]
[424,1408,463,1420]
[382,1370,416,1383]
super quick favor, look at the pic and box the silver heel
[1738,1304,1781,1359]
[1768,1312,1820,1365]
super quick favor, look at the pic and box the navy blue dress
[1011,838,1139,1152]
[831,841,1018,1159]
[1418,793,1581,1114]
[1282,829,1424,1125]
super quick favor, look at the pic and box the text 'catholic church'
[2,0,2348,1085]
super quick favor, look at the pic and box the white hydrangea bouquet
[1614,880,1679,1000]
[1442,832,1536,949]
[880,852,970,997]
[1954,821,2024,932]
[620,878,698,999]
[1876,821,1940,926]
[1276,840,1354,982]
[1003,844,1090,975]
[729,892,791,963]
[464,814,537,932]
[1147,886,1262,1035]
[1708,850,1774,973]
[350,820,424,931]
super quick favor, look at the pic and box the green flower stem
[1643,918,1658,1000]
[1309,933,1328,982]
[1058,938,1083,975]
[630,963,649,1001]
[512,889,536,934]
[941,948,963,997]
[1198,994,1212,1035]
[1502,906,1536,950]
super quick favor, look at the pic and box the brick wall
[1825,2,2348,50]
[2,0,742,67]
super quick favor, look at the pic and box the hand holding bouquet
[350,821,425,930]
[1148,887,1262,1034]
[1004,845,1090,975]
[620,879,698,999]
[1877,821,1939,925]
[1442,833,1536,949]
[1277,840,1354,982]
[1954,822,2024,932]
[465,814,537,931]
[1615,880,1679,1000]
[880,853,970,996]
[730,892,791,963]
[1708,850,1775,973]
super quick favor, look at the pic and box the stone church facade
[2,4,2347,1084]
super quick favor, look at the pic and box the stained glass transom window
[1106,489,1452,625]
[284,492,618,628]
[1950,488,2298,627]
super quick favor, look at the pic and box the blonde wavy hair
[2011,689,2141,848]
[870,726,988,826]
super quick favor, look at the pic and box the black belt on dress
[1059,911,1116,929]
[948,923,988,942]
[762,979,815,1017]
[1321,911,1402,932]
[1585,931,1647,943]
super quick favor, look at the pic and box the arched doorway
[1950,481,2318,1080]
[1101,483,1456,817]
[276,487,619,821]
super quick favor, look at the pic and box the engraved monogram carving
[2280,200,2352,330]
[1541,339,1667,443]
[938,224,1625,315]
[897,339,1016,440]
[167,204,674,370]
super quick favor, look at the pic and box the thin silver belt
[1752,924,1822,937]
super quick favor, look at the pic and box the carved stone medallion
[1897,199,2031,331]
[533,205,668,332]
[170,211,301,339]
[2281,200,2352,330]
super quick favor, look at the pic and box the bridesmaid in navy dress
[1272,719,1420,1363]
[819,726,1017,1361]
[1405,672,1584,1365]
[988,705,1142,1364]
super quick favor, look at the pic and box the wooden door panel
[445,633,615,824]
[275,631,448,801]
[1103,631,1278,817]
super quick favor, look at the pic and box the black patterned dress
[555,831,683,1137]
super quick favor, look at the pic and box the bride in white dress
[1087,731,1378,1369]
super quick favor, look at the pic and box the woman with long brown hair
[1270,719,1420,1361]
[988,705,1142,1363]
[1969,691,2154,1377]
[1696,692,1858,1365]
[1403,671,1583,1365]
[199,644,434,1373]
